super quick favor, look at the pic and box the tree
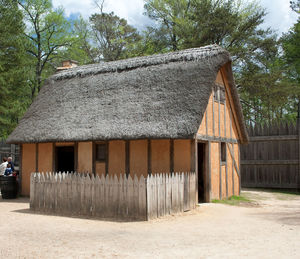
[282,1,300,84]
[143,0,299,125]
[237,36,300,124]
[290,0,300,13]
[0,0,29,139]
[143,0,270,61]
[144,0,191,51]
[89,2,141,61]
[55,16,96,65]
[18,0,74,99]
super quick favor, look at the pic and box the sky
[52,0,298,35]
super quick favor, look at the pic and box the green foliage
[282,22,300,85]
[1,0,299,139]
[143,0,299,125]
[18,0,74,99]
[55,16,95,65]
[89,11,141,61]
[0,0,30,139]
[212,195,253,206]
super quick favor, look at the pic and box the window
[221,142,226,163]
[96,143,106,162]
[213,84,225,103]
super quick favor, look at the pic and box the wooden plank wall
[30,172,196,221]
[240,122,300,189]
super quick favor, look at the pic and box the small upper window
[214,84,225,103]
[221,142,226,163]
[96,143,106,162]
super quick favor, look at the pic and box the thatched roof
[7,45,248,144]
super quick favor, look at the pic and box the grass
[212,195,253,206]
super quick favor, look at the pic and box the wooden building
[7,45,248,202]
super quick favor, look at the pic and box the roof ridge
[51,45,229,81]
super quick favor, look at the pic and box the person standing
[7,157,14,172]
[0,157,8,176]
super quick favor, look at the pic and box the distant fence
[30,172,196,220]
[241,122,300,189]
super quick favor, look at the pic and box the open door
[197,142,206,202]
[55,146,74,172]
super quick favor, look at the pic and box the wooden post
[92,142,96,175]
[297,104,300,191]
[19,144,23,195]
[147,139,151,176]
[219,142,222,199]
[205,110,208,136]
[74,142,78,173]
[125,140,130,177]
[224,100,228,198]
[212,89,215,136]
[207,141,211,202]
[232,143,235,195]
[194,139,198,204]
[170,139,174,173]
[52,143,56,172]
[105,141,109,176]
[35,143,39,172]
[239,144,241,195]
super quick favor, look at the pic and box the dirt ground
[0,190,299,259]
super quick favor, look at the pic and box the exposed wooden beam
[170,139,174,173]
[52,143,55,172]
[105,141,109,176]
[35,143,38,172]
[232,143,234,195]
[92,142,96,175]
[208,141,211,202]
[126,140,130,177]
[74,142,78,174]
[212,90,215,137]
[219,142,222,199]
[226,143,240,178]
[147,139,151,176]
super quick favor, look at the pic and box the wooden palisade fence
[241,122,300,189]
[30,172,196,220]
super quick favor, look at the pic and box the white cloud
[260,0,298,34]
[53,0,151,30]
[53,0,298,34]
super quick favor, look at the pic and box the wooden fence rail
[30,172,196,220]
[241,122,300,189]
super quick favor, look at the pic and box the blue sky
[52,0,298,35]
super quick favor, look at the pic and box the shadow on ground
[0,196,29,204]
[252,209,300,226]
[12,207,147,223]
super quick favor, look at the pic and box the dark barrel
[0,176,18,199]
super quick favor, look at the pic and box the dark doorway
[197,143,206,202]
[56,146,74,172]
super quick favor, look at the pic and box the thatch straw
[7,45,248,144]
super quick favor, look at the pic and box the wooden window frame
[95,142,107,162]
[213,84,226,104]
[221,142,226,164]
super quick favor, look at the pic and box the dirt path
[0,190,299,258]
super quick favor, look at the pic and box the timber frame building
[7,45,248,202]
